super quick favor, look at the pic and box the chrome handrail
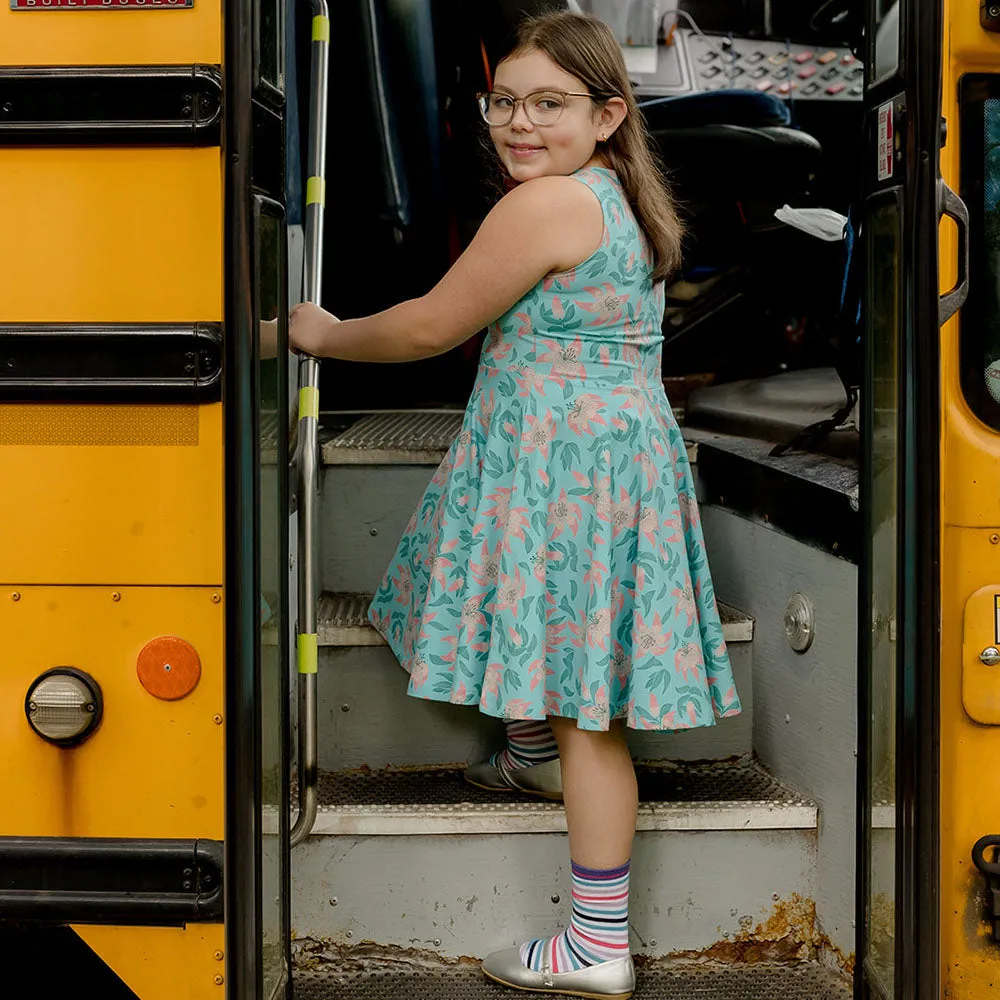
[291,0,330,849]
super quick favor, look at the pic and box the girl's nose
[510,102,535,130]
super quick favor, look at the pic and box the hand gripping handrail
[290,0,330,848]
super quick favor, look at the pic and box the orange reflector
[137,636,201,700]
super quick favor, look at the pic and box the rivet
[341,704,351,713]
[214,975,224,986]
[991,534,999,545]
[213,714,223,725]
[182,880,193,890]
[551,894,560,904]
[212,593,222,604]
[112,592,121,602]
[772,892,780,901]
[214,951,224,961]
[433,938,442,947]
[329,897,338,906]
[184,868,193,877]
[370,528,378,536]
[346,931,353,939]
[730,908,738,917]
[650,939,657,948]
[10,592,20,602]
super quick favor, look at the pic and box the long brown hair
[501,10,684,283]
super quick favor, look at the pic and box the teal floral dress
[368,166,742,731]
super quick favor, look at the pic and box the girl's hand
[289,302,339,357]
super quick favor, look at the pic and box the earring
[600,133,607,141]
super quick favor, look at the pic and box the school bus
[0,1,998,999]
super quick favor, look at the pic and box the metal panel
[290,828,817,960]
[697,505,857,960]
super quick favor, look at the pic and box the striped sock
[491,719,560,774]
[519,860,631,972]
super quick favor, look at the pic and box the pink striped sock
[492,719,559,773]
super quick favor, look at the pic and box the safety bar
[290,0,330,849]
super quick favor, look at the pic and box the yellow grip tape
[298,633,318,675]
[312,14,330,42]
[299,386,320,421]
[306,176,326,208]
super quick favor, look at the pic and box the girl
[289,11,741,998]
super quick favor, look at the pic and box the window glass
[257,0,285,96]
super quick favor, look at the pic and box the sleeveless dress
[368,166,742,732]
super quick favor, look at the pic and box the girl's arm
[288,175,603,362]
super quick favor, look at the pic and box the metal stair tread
[320,409,695,465]
[304,759,816,836]
[317,592,754,647]
[293,961,850,1000]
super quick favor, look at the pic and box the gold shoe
[481,946,635,999]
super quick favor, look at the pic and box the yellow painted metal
[0,147,222,323]
[305,175,326,207]
[0,403,223,585]
[0,585,223,839]
[0,2,221,67]
[298,632,318,675]
[961,586,1000,724]
[299,385,320,420]
[74,925,225,1000]
[312,13,330,42]
[940,0,1000,992]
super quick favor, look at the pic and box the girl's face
[490,49,624,183]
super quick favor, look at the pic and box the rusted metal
[666,893,855,976]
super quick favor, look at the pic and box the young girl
[289,11,741,998]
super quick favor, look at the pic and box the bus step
[303,758,815,836]
[317,592,754,648]
[292,961,849,1000]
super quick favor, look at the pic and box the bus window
[960,76,1000,429]
[870,1,900,85]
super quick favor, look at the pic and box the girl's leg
[519,718,637,971]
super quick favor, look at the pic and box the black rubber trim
[0,65,222,146]
[0,837,223,924]
[0,323,222,401]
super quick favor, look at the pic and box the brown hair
[501,9,684,283]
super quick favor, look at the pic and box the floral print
[369,167,742,731]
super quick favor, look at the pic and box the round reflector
[25,668,103,747]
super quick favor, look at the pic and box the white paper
[621,45,658,75]
[774,205,848,242]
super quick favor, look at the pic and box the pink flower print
[581,685,610,728]
[678,492,700,530]
[482,487,511,527]
[611,642,630,685]
[392,565,414,607]
[453,428,474,467]
[639,507,659,545]
[482,662,503,700]
[495,568,527,617]
[403,509,419,536]
[544,689,564,715]
[635,452,658,492]
[610,576,632,618]
[577,284,628,326]
[543,269,575,291]
[504,699,534,720]
[483,323,512,363]
[450,681,468,704]
[461,593,488,641]
[469,540,502,588]
[552,296,565,320]
[430,454,453,487]
[633,612,673,658]
[528,658,555,692]
[567,394,607,437]
[513,312,533,338]
[661,509,683,545]
[672,576,698,628]
[585,473,613,521]
[610,488,640,537]
[537,337,587,384]
[674,642,704,682]
[501,505,530,552]
[586,607,612,651]
[521,412,557,459]
[477,389,496,433]
[409,655,430,690]
[548,490,583,539]
[514,364,547,398]
[613,385,647,414]
[533,546,548,584]
[583,553,608,595]
[686,701,698,727]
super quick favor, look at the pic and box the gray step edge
[317,592,754,647]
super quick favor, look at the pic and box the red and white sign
[877,102,894,181]
[11,0,191,8]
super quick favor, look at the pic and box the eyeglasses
[477,89,610,127]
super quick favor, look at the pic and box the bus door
[858,1,960,1000]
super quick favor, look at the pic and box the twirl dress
[368,166,741,731]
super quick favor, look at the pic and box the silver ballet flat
[481,946,635,999]
[463,757,563,801]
